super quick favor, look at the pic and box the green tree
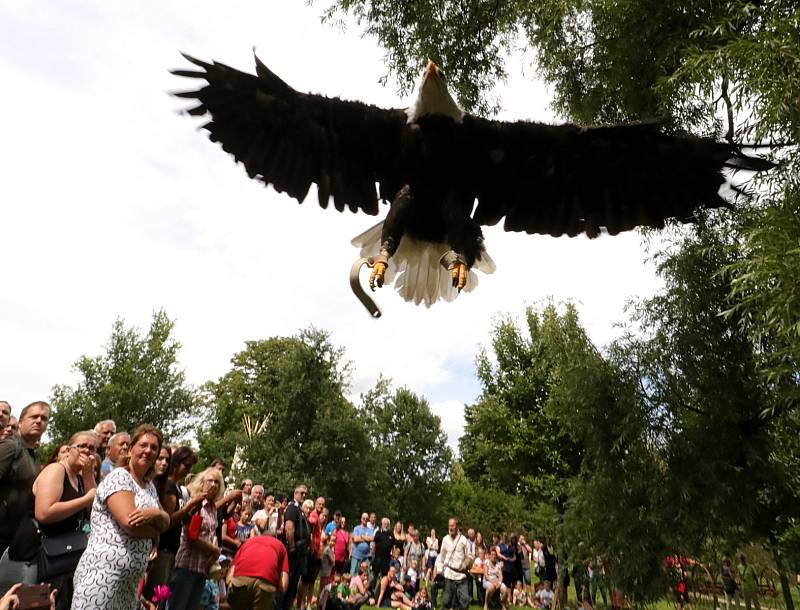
[323,0,799,395]
[50,310,200,442]
[360,377,452,528]
[198,327,375,514]
[445,464,558,540]
[725,180,800,413]
[321,0,800,600]
[460,303,587,504]
[562,221,800,601]
[323,0,799,140]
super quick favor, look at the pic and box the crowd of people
[1,401,777,610]
[0,401,571,610]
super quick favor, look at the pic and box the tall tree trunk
[777,571,794,610]
[768,533,795,610]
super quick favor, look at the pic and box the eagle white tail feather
[351,221,495,307]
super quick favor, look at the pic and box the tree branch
[720,74,735,146]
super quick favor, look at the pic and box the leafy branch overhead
[322,0,799,146]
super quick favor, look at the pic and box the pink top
[334,528,350,562]
[350,574,365,593]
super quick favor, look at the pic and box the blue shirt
[100,457,115,477]
[352,524,375,560]
[325,521,337,537]
[499,543,516,573]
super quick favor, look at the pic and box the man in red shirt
[229,534,290,610]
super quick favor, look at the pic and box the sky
[0,1,664,450]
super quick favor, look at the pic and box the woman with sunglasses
[33,430,99,609]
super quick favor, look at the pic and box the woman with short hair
[72,424,170,610]
[33,431,98,610]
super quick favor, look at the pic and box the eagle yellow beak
[424,59,439,81]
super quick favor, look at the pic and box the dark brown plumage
[172,53,773,307]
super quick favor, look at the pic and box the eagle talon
[369,261,387,291]
[449,261,468,291]
[440,251,469,291]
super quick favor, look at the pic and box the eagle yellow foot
[369,261,386,290]
[368,251,390,291]
[450,261,468,291]
[440,250,469,292]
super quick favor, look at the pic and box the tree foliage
[360,378,452,528]
[444,464,553,538]
[725,179,800,411]
[198,327,374,513]
[322,0,799,413]
[323,0,799,139]
[460,303,589,504]
[561,222,800,599]
[50,310,200,442]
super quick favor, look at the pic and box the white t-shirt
[536,589,554,609]
[253,508,278,535]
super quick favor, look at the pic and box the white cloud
[430,399,470,453]
[0,1,664,445]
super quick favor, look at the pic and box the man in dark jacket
[0,401,50,592]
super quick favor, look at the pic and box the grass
[355,584,800,610]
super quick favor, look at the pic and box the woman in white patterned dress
[72,424,170,610]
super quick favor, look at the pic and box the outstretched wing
[463,117,774,237]
[172,54,408,214]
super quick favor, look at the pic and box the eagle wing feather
[462,116,773,238]
[173,54,408,215]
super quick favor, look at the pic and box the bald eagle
[173,54,772,314]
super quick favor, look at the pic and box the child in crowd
[320,535,337,596]
[390,545,403,573]
[236,507,254,542]
[405,559,419,596]
[200,556,231,610]
[337,573,351,600]
[411,587,432,610]
[514,581,534,608]
[535,580,554,610]
[318,572,338,610]
[349,566,369,604]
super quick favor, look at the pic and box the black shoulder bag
[38,474,89,581]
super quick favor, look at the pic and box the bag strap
[445,534,467,572]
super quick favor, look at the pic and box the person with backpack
[0,401,50,593]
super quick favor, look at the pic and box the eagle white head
[406,59,464,124]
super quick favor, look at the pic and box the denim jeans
[167,567,206,610]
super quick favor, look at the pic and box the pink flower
[152,584,172,603]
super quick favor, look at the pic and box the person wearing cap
[228,533,289,610]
